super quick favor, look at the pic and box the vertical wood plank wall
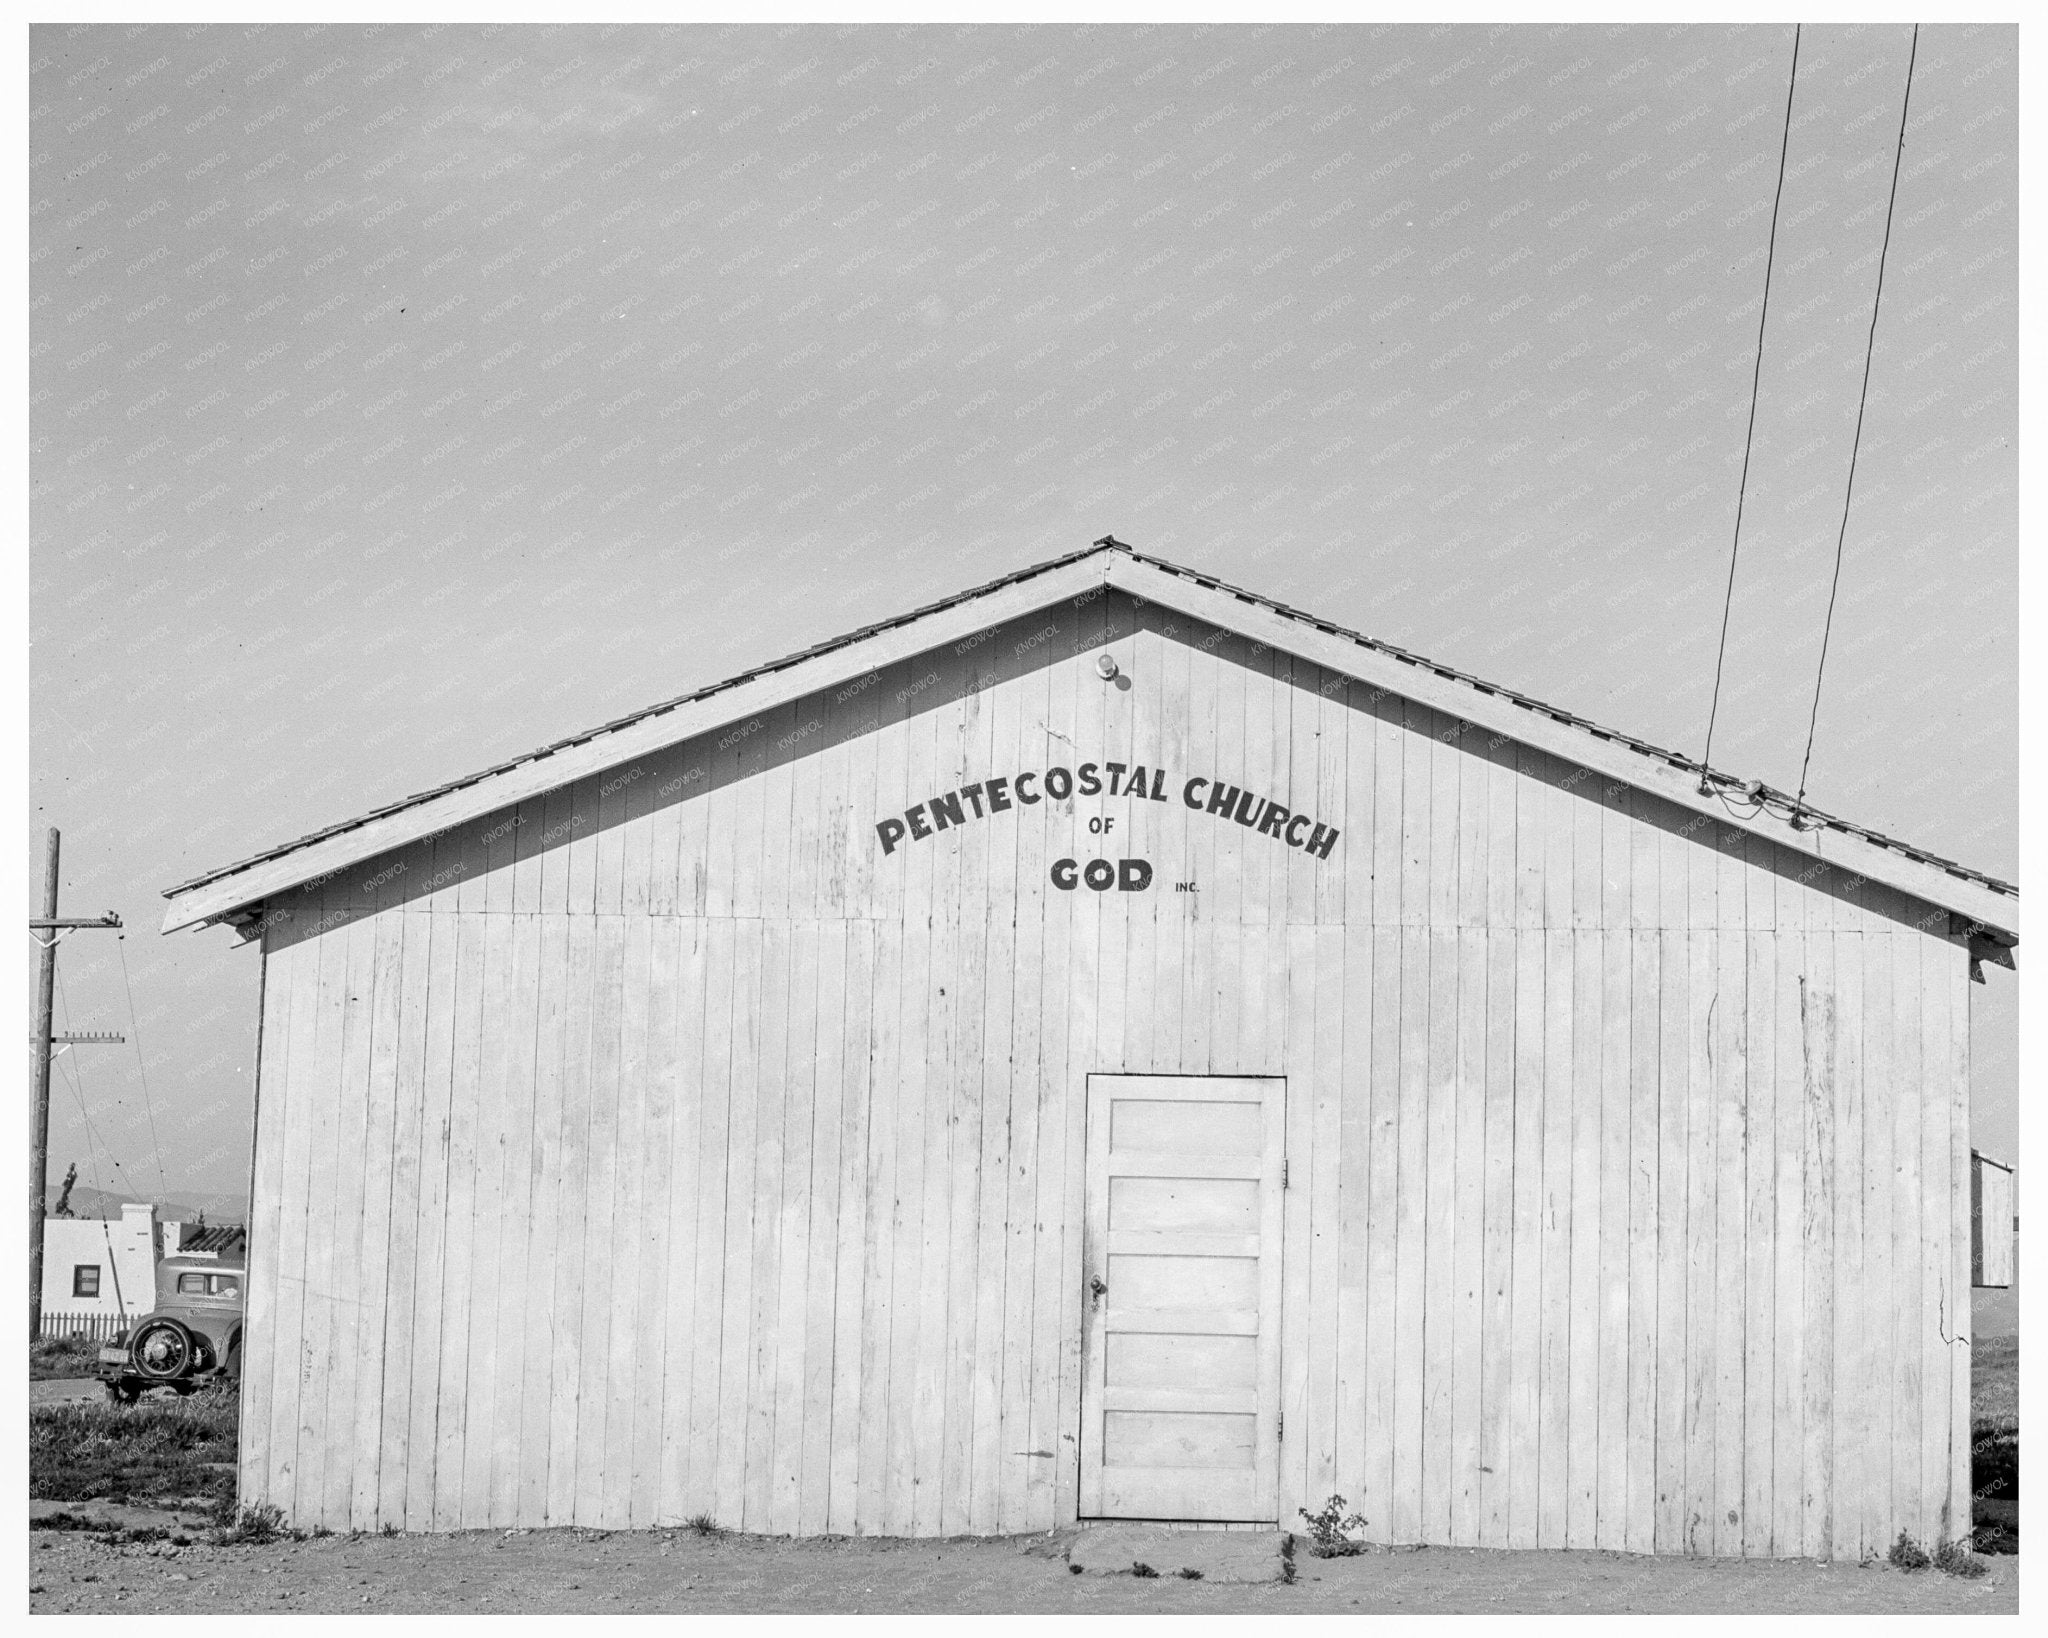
[243,588,1974,1556]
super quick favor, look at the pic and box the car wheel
[131,1318,195,1381]
[224,1334,242,1381]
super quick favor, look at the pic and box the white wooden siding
[242,588,1973,1555]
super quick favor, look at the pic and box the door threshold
[1078,1518,1278,1532]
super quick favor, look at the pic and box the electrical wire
[42,970,144,1335]
[1794,23,1919,812]
[1700,23,1801,781]
[54,1048,138,1328]
[117,936,171,1204]
[57,1048,143,1202]
[53,966,144,1201]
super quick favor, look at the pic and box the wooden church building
[164,539,2018,1558]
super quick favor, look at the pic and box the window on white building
[73,1265,100,1298]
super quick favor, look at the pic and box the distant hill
[45,1182,247,1223]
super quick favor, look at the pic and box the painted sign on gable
[875,756,1341,862]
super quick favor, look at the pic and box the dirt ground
[27,1523,2018,1615]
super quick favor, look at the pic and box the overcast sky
[28,21,2016,1211]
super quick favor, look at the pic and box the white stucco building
[40,1203,160,1333]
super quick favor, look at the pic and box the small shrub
[1131,1560,1158,1578]
[1176,1567,1203,1580]
[1068,1562,1083,1575]
[1888,1530,1930,1571]
[1932,1538,1987,1579]
[1298,1493,1371,1557]
[684,1512,722,1537]
[221,1503,287,1545]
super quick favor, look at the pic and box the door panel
[1079,1073,1284,1522]
[1108,1175,1260,1232]
[1110,1098,1265,1152]
[1106,1331,1257,1388]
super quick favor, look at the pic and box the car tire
[131,1318,196,1381]
[224,1334,242,1381]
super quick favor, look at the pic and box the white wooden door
[1079,1074,1285,1521]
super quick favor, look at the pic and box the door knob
[1089,1275,1108,1305]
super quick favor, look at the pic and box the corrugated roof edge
[164,535,2016,913]
[1110,538,2016,911]
[163,538,1107,898]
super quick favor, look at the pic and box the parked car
[95,1247,244,1404]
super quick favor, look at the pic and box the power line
[1699,23,1801,785]
[56,1041,150,1322]
[116,936,171,1203]
[53,977,143,1204]
[1794,23,1920,815]
[54,964,144,1199]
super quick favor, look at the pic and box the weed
[1298,1492,1371,1557]
[1888,1530,1930,1571]
[684,1512,722,1537]
[1068,1562,1083,1575]
[1932,1538,1987,1579]
[220,1503,287,1546]
[381,1522,400,1538]
[1131,1561,1158,1578]
[1176,1567,1203,1580]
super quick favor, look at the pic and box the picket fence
[38,1310,127,1343]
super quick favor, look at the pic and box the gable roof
[162,538,2018,942]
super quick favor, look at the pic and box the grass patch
[29,1388,237,1510]
[1973,1335,2017,1425]
[30,1334,103,1381]
[1971,1334,2018,1556]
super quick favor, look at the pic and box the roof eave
[159,548,1116,933]
[1102,552,2018,942]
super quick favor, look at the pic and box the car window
[211,1275,240,1297]
[176,1272,207,1294]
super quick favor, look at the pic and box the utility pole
[29,827,122,1344]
